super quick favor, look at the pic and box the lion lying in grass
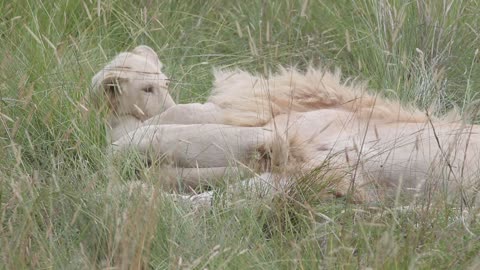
[92,45,480,205]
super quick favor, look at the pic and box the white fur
[91,46,175,142]
[94,45,480,205]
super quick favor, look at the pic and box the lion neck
[107,115,143,142]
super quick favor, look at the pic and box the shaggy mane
[208,66,429,126]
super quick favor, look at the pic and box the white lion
[92,45,480,205]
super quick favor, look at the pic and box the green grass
[1,0,480,268]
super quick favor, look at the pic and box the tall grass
[1,0,479,268]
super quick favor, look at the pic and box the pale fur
[209,67,429,126]
[91,45,175,142]
[94,46,480,205]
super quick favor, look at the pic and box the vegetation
[1,0,479,268]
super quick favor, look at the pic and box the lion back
[208,66,428,126]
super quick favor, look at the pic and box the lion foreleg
[111,124,274,168]
[144,103,224,125]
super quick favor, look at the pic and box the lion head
[91,45,176,124]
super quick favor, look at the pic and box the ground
[1,0,480,268]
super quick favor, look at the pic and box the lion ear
[92,72,126,93]
[91,71,128,107]
[132,45,163,69]
[100,75,128,96]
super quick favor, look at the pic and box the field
[1,0,480,268]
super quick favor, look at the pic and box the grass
[1,0,480,268]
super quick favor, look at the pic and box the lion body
[93,46,480,204]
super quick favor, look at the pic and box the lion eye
[142,86,154,93]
